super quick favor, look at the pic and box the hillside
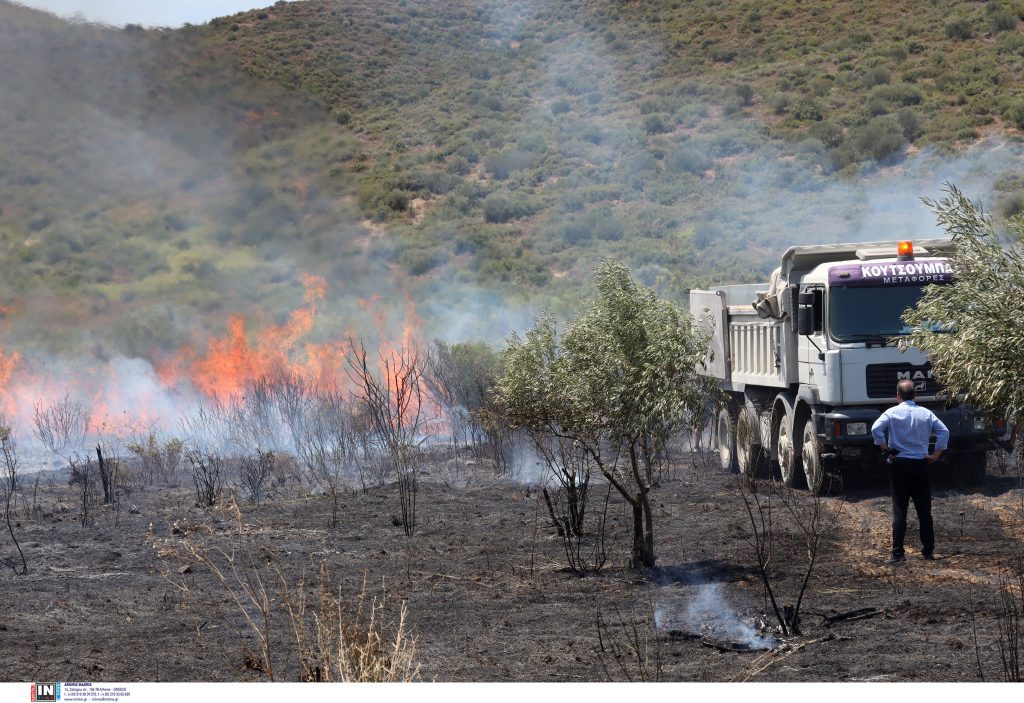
[206,0,1024,288]
[3,0,1024,360]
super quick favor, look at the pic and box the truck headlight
[973,416,990,431]
[846,422,868,436]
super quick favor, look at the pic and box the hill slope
[3,0,1024,361]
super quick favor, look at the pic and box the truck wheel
[777,418,797,487]
[716,407,738,473]
[737,407,765,477]
[801,418,824,494]
[956,451,987,487]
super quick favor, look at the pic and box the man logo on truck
[897,369,933,393]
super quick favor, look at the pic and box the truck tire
[737,406,766,477]
[716,407,738,473]
[956,451,987,487]
[776,417,798,487]
[801,417,825,494]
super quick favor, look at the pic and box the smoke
[654,581,777,650]
[4,1,1024,474]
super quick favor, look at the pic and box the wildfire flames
[0,274,433,450]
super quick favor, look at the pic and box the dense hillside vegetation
[3,0,1024,357]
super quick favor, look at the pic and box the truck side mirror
[798,305,815,335]
[797,291,822,335]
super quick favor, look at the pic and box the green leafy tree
[901,185,1024,429]
[497,260,717,569]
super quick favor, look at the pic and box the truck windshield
[828,284,948,341]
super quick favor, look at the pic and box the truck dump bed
[690,286,795,389]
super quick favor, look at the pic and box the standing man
[871,379,949,562]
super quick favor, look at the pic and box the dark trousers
[889,458,934,557]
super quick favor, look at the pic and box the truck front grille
[865,363,942,399]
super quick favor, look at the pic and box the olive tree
[497,260,716,569]
[902,185,1024,430]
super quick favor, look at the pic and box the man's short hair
[897,379,916,400]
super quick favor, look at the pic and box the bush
[770,92,792,115]
[897,108,923,141]
[386,190,410,212]
[551,98,571,115]
[991,8,1018,33]
[665,146,712,175]
[791,97,823,121]
[854,115,905,162]
[863,66,891,87]
[945,18,974,40]
[639,99,662,115]
[869,83,923,107]
[400,247,443,276]
[735,83,755,106]
[708,44,737,63]
[446,155,471,175]
[1005,100,1024,130]
[809,121,845,148]
[1000,191,1024,220]
[643,114,670,134]
[483,149,533,180]
[482,193,532,223]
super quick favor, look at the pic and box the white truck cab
[690,238,1011,492]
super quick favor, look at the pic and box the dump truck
[689,238,1013,491]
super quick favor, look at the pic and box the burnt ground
[1,450,1023,683]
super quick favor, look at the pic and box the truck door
[797,285,827,387]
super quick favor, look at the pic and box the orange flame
[157,274,351,403]
[0,347,22,417]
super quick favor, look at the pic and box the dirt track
[1,452,1022,682]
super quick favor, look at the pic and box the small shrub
[1005,100,1024,130]
[665,146,712,175]
[400,247,442,276]
[897,108,923,141]
[482,193,532,223]
[551,98,571,115]
[854,115,905,162]
[809,121,845,148]
[863,66,891,87]
[708,44,737,63]
[945,18,974,40]
[483,149,533,180]
[186,450,223,507]
[991,8,1018,33]
[643,114,670,134]
[999,191,1024,220]
[638,99,662,115]
[791,97,823,121]
[735,82,755,106]
[385,190,410,213]
[770,92,792,115]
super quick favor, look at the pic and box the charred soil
[1,453,1023,682]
